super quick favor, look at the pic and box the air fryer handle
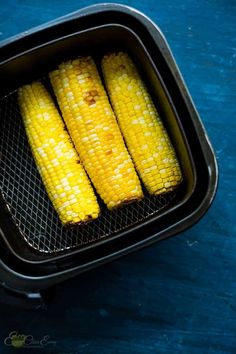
[0,282,54,309]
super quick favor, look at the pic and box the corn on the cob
[49,57,143,210]
[102,52,182,195]
[18,81,100,225]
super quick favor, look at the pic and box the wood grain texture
[0,0,236,353]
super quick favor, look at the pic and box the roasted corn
[49,57,143,209]
[102,52,182,195]
[18,81,100,225]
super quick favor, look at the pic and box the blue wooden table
[0,1,235,353]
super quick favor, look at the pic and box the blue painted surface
[0,0,236,353]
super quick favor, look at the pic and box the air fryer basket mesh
[0,90,177,254]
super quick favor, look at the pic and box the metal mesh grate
[0,91,177,254]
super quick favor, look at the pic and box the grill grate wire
[0,91,177,253]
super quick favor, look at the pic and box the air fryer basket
[0,4,217,278]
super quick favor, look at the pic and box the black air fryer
[0,4,218,308]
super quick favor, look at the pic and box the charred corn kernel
[49,57,143,209]
[102,52,182,195]
[18,81,100,225]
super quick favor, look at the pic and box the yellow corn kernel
[18,81,100,225]
[102,52,182,195]
[49,57,143,210]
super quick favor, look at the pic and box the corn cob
[49,57,143,210]
[18,81,100,225]
[102,52,182,195]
